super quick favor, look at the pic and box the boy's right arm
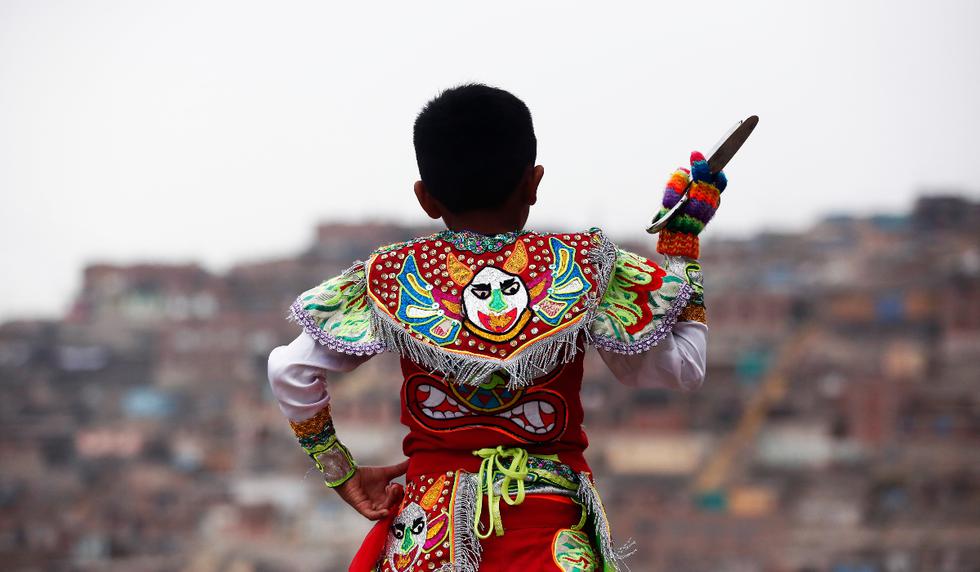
[267,333,405,519]
[597,321,707,390]
[594,151,724,391]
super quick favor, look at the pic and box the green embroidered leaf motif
[298,267,374,344]
[599,282,644,330]
[591,248,686,344]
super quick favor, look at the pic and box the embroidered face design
[378,233,594,353]
[388,502,426,571]
[405,367,569,443]
[461,266,529,336]
[384,477,451,572]
[446,240,532,342]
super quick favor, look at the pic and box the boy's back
[267,84,725,571]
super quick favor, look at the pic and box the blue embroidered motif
[395,254,462,345]
[533,238,591,326]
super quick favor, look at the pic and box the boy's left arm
[268,332,405,520]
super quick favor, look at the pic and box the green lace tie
[472,446,530,539]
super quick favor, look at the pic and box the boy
[267,84,724,571]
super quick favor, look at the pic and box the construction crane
[690,326,820,504]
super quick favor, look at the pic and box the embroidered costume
[267,156,723,571]
[292,228,695,387]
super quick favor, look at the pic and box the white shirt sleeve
[596,321,708,391]
[266,332,372,421]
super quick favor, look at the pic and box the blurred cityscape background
[3,1,978,570]
[1,194,978,572]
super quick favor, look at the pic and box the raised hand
[656,151,728,259]
[334,460,409,520]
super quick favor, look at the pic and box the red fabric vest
[399,349,592,481]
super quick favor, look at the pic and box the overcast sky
[1,0,978,321]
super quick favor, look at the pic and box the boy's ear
[414,180,443,220]
[525,165,544,206]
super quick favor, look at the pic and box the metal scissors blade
[646,115,758,234]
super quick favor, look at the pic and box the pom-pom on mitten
[656,151,727,259]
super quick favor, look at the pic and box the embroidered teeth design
[416,383,559,434]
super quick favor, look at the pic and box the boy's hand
[656,151,728,259]
[334,460,409,520]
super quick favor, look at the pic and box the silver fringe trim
[437,472,482,572]
[584,230,619,304]
[371,308,588,388]
[366,231,620,389]
[577,472,636,571]
[588,283,693,355]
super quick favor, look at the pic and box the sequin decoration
[364,229,615,386]
[432,229,529,254]
[379,472,455,572]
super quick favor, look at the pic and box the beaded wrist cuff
[310,437,357,488]
[290,406,338,450]
[289,405,357,487]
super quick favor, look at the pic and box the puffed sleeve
[597,321,707,390]
[288,262,386,356]
[588,248,694,354]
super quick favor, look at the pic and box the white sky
[1,0,979,321]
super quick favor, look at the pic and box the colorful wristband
[656,154,726,260]
[288,405,358,488]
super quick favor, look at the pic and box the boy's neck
[441,209,528,236]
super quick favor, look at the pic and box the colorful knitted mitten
[655,151,728,259]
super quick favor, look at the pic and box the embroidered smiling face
[387,502,426,570]
[462,266,529,337]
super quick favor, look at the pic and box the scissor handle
[646,179,693,234]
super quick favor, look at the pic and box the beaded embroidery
[364,229,617,387]
[288,228,698,386]
[379,472,455,572]
[589,249,692,354]
[288,404,332,437]
[431,229,529,254]
[289,405,338,449]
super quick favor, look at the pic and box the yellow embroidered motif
[288,405,332,438]
[503,240,529,274]
[447,252,475,286]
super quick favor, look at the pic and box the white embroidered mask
[461,266,529,335]
[388,503,426,561]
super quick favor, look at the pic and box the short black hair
[413,84,537,214]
